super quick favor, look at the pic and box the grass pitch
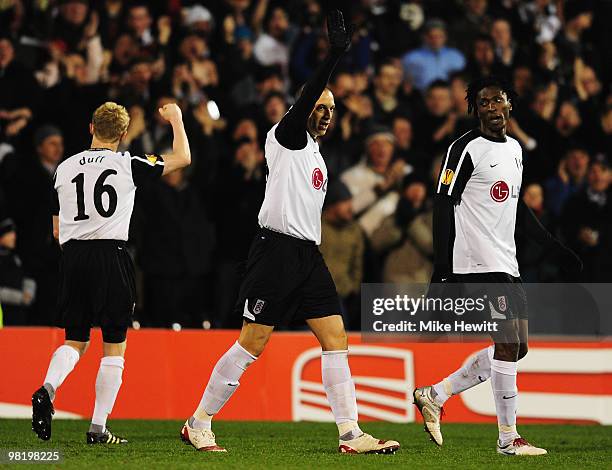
[0,420,610,469]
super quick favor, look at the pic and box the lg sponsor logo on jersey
[490,156,522,202]
[311,168,327,192]
[490,181,520,202]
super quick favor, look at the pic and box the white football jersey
[437,129,523,276]
[258,123,328,244]
[53,148,164,245]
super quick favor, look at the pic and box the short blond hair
[92,102,130,142]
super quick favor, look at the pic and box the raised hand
[327,10,353,54]
[158,103,183,124]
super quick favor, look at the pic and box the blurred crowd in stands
[0,0,610,330]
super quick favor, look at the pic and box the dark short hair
[426,79,450,94]
[466,75,517,116]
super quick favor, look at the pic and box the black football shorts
[234,228,342,327]
[58,239,135,343]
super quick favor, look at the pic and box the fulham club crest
[497,295,507,312]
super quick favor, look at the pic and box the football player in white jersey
[32,102,191,444]
[413,77,582,455]
[181,10,399,455]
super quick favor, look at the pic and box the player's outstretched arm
[516,199,583,272]
[159,103,192,175]
[275,9,353,150]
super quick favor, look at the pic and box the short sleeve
[436,144,474,201]
[130,153,165,186]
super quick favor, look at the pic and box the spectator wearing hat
[561,155,612,281]
[370,173,433,284]
[0,204,36,326]
[341,125,408,238]
[401,19,465,91]
[2,125,63,325]
[319,180,364,330]
[183,4,215,37]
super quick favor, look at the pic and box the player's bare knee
[238,324,273,357]
[65,340,89,357]
[319,328,348,351]
[518,343,528,360]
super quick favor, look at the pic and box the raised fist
[327,10,354,54]
[158,103,182,124]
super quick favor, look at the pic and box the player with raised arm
[413,76,582,456]
[181,10,399,455]
[31,101,190,444]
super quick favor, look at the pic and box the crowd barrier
[1,328,610,424]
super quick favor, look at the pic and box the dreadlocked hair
[466,76,517,116]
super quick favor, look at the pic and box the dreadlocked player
[413,76,582,456]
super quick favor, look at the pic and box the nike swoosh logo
[490,163,499,167]
[478,375,486,382]
[502,394,517,399]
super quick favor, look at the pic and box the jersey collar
[476,129,507,143]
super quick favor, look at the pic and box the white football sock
[321,350,362,440]
[432,346,494,406]
[43,345,80,401]
[91,356,125,431]
[491,358,519,444]
[191,341,257,430]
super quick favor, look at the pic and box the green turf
[0,420,610,469]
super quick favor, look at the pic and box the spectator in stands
[0,210,36,326]
[52,0,92,53]
[401,19,465,91]
[391,114,428,177]
[320,180,364,329]
[126,2,157,57]
[490,18,525,74]
[555,0,594,83]
[449,72,479,136]
[370,173,432,284]
[414,80,455,156]
[138,167,216,328]
[553,100,588,155]
[214,135,265,328]
[0,36,39,138]
[341,125,407,239]
[261,91,287,132]
[518,0,561,44]
[516,182,559,282]
[3,125,63,325]
[544,147,589,217]
[465,34,497,80]
[561,156,612,281]
[450,0,492,55]
[370,58,411,127]
[254,6,293,72]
